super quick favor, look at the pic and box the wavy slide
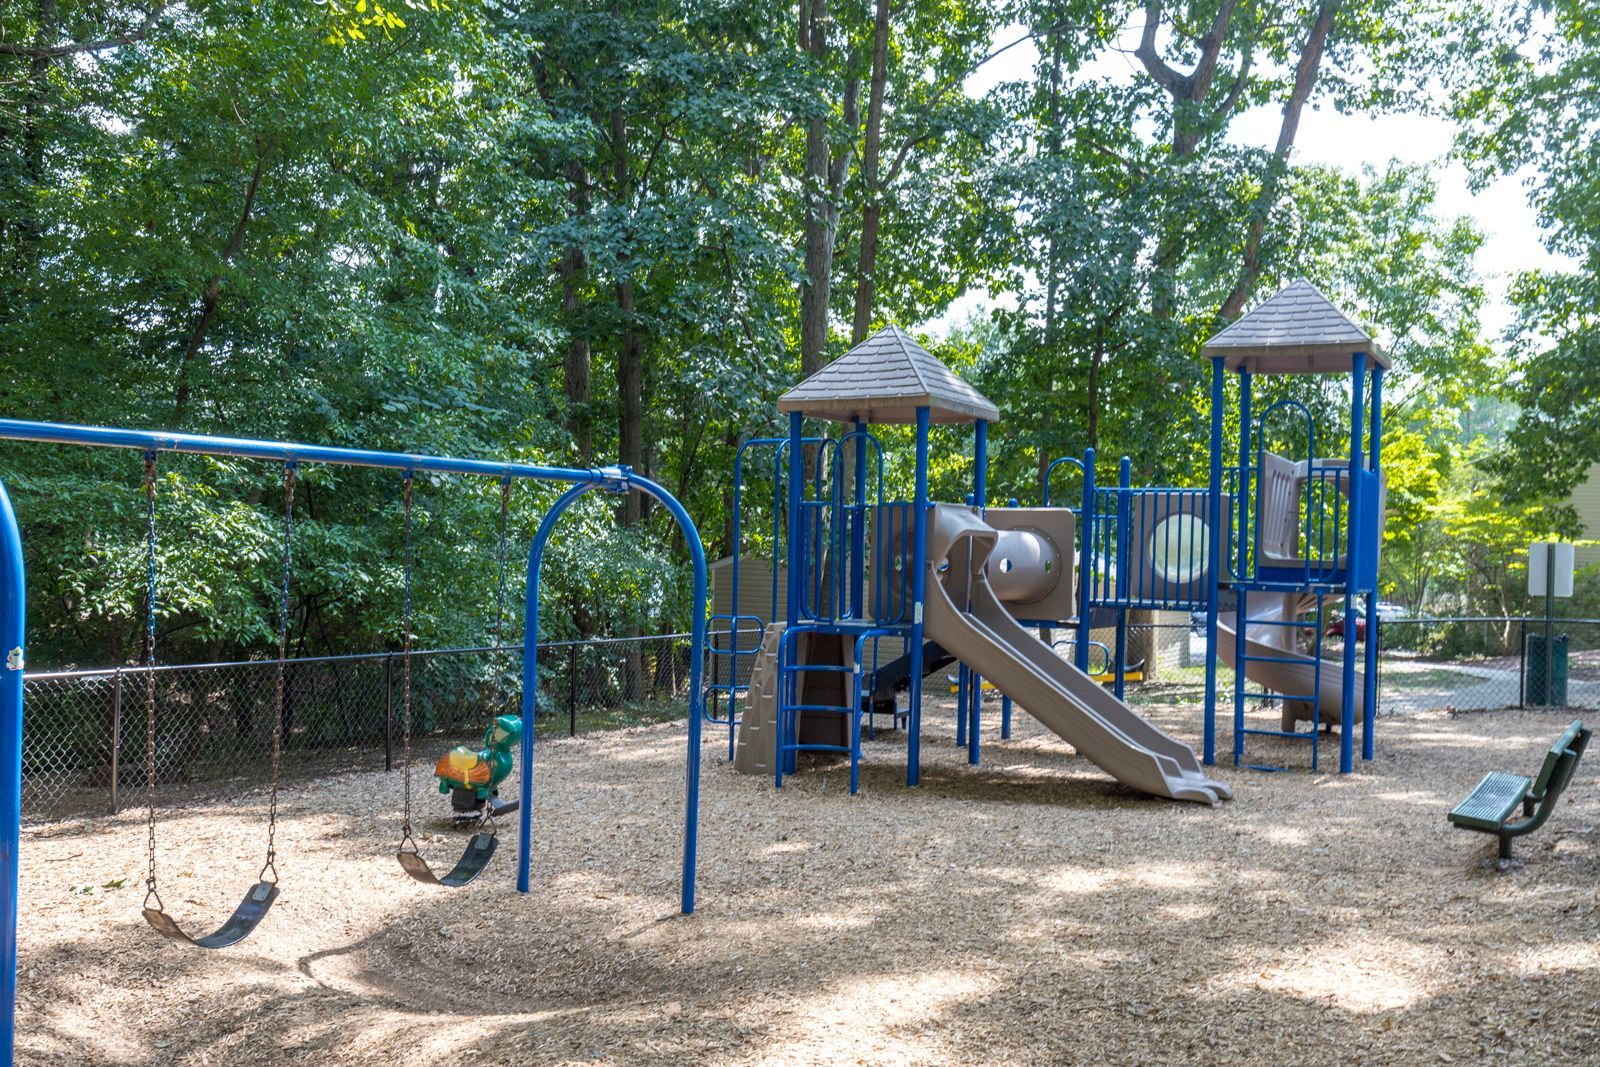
[925,505,1231,805]
[1215,591,1362,730]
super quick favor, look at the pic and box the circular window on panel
[1148,515,1211,584]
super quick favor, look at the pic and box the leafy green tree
[1455,0,1600,500]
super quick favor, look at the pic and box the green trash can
[1526,631,1569,707]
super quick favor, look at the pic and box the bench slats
[1448,771,1530,830]
[1533,720,1586,796]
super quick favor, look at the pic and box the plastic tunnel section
[924,505,1232,805]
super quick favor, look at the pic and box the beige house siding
[1574,464,1600,567]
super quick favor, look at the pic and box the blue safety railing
[1084,484,1214,612]
[1042,455,1085,513]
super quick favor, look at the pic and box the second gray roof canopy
[1203,278,1389,375]
[777,325,1001,425]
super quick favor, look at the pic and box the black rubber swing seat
[397,832,498,887]
[142,881,280,949]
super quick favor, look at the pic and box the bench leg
[1498,835,1513,862]
[1522,797,1536,818]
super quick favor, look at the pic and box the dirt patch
[15,699,1600,1065]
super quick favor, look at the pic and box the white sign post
[1527,542,1576,706]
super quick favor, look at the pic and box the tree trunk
[1087,323,1104,450]
[850,0,892,345]
[1133,0,1241,319]
[174,144,270,424]
[1217,0,1339,320]
[561,163,593,463]
[1037,37,1064,483]
[797,0,858,377]
[610,105,645,532]
[616,282,644,527]
[11,0,58,271]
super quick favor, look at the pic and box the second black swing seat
[397,832,499,888]
[143,881,279,949]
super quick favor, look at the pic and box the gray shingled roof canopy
[1202,278,1389,374]
[777,325,1001,424]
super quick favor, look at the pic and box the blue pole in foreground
[1341,355,1366,775]
[0,479,22,1066]
[1362,366,1384,760]
[907,406,931,787]
[629,473,708,914]
[519,484,594,895]
[517,473,707,912]
[1203,357,1224,765]
[969,420,987,766]
[1234,371,1252,765]
[1076,449,1095,673]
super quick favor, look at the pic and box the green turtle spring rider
[433,714,522,823]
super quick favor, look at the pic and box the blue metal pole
[1341,355,1366,774]
[1076,448,1095,673]
[784,413,804,777]
[1203,357,1224,765]
[516,474,707,914]
[519,484,592,896]
[907,406,931,787]
[1114,456,1131,702]
[968,420,987,766]
[627,474,709,914]
[852,420,867,619]
[0,418,607,486]
[786,413,803,628]
[1234,371,1252,765]
[1362,365,1384,761]
[0,478,23,1065]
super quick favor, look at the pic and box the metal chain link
[493,476,511,713]
[141,452,162,913]
[260,462,295,884]
[480,476,513,837]
[397,473,417,854]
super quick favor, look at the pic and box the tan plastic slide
[926,505,1232,805]
[1216,591,1364,731]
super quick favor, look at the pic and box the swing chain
[398,472,418,856]
[493,476,511,712]
[141,451,163,913]
[479,476,513,837]
[260,462,295,885]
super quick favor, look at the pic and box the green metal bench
[1448,719,1590,864]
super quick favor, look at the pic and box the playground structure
[0,419,711,1063]
[0,278,1390,1065]
[716,279,1387,797]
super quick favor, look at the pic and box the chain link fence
[1375,617,1600,715]
[963,615,1600,719]
[27,616,1600,820]
[22,633,693,821]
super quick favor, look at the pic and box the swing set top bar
[0,418,629,486]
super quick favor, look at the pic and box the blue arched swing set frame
[0,418,710,1067]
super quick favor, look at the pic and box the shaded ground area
[15,699,1600,1065]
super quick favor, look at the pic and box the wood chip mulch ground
[15,699,1600,1065]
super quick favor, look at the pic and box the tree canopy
[0,0,1587,666]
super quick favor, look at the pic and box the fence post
[384,652,394,772]
[1518,617,1527,709]
[569,644,577,737]
[1373,621,1381,720]
[108,667,122,815]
